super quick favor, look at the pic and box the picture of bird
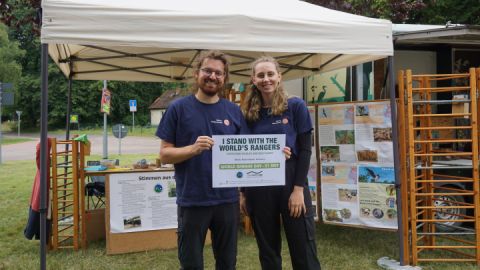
[317,85,327,102]
[365,168,380,183]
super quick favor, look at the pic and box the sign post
[129,100,137,132]
[0,82,13,165]
[112,124,128,155]
[16,111,22,136]
[101,81,111,159]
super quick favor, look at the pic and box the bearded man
[157,50,248,270]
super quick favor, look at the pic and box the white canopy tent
[42,0,393,83]
[38,0,400,268]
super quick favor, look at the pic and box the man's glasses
[200,68,225,78]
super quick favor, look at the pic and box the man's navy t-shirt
[156,95,248,206]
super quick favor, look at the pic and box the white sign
[212,134,285,187]
[109,171,177,233]
[129,99,137,112]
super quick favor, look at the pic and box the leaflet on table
[212,134,285,188]
[109,171,177,233]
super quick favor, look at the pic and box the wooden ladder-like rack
[399,68,480,265]
[50,139,86,250]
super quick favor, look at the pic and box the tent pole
[103,80,108,159]
[66,73,72,141]
[40,43,49,270]
[387,56,404,265]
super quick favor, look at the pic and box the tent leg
[387,56,405,265]
[40,43,49,270]
[66,76,72,141]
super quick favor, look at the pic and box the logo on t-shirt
[272,120,282,125]
[224,119,230,126]
[210,119,224,124]
[282,118,289,124]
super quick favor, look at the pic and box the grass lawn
[0,137,34,145]
[0,155,478,270]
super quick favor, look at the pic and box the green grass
[0,156,478,270]
[0,137,34,145]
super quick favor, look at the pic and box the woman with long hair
[240,56,321,270]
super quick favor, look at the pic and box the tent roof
[42,0,393,83]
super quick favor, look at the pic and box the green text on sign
[219,163,280,169]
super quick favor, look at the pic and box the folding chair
[85,161,105,209]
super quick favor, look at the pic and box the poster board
[318,100,397,229]
[105,170,211,254]
[105,171,176,254]
[307,106,319,220]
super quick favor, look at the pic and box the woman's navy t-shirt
[156,95,248,206]
[248,97,312,156]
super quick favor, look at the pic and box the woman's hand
[288,186,306,218]
[240,192,249,216]
[283,146,291,160]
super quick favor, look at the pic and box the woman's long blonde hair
[241,56,288,122]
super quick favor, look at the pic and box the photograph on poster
[321,165,336,176]
[386,184,396,196]
[339,208,352,219]
[338,189,357,202]
[360,207,371,217]
[168,182,176,197]
[356,150,378,162]
[373,127,392,142]
[372,208,384,219]
[123,216,142,229]
[387,209,397,219]
[323,209,343,222]
[335,130,355,144]
[320,146,340,162]
[356,105,369,116]
[309,186,317,202]
[358,166,394,184]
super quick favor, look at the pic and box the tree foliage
[305,0,427,23]
[415,0,480,25]
[0,22,24,121]
[0,0,178,128]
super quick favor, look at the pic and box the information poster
[109,171,177,233]
[319,101,397,229]
[308,106,318,220]
[212,134,285,187]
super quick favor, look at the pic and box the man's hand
[191,136,214,155]
[160,136,214,164]
[288,186,306,218]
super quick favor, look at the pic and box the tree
[414,0,480,25]
[304,0,427,23]
[0,22,24,121]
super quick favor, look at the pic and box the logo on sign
[154,184,163,193]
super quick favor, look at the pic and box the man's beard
[198,78,223,97]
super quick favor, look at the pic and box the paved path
[1,133,161,161]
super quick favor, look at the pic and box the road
[1,134,161,161]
